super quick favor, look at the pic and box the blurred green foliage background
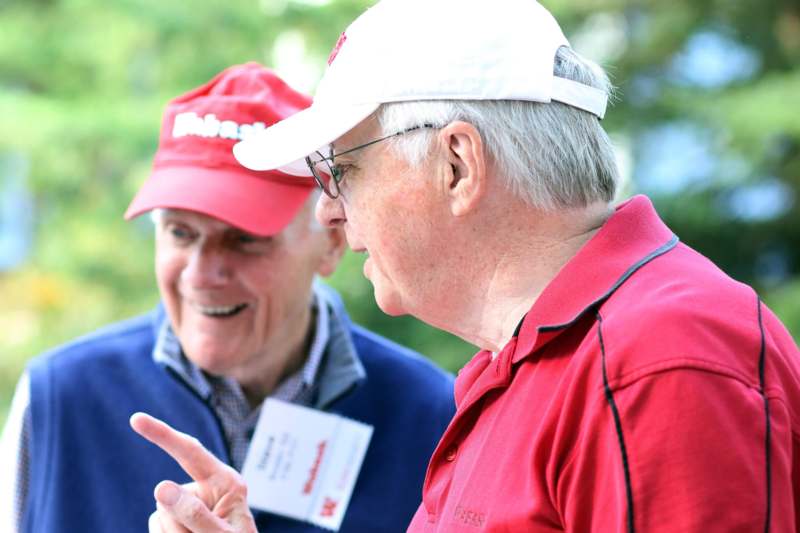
[1,0,799,427]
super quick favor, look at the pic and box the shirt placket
[421,339,517,524]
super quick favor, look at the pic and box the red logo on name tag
[321,497,339,517]
[327,32,347,65]
[302,440,327,495]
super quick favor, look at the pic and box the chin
[378,303,407,317]
[372,286,408,317]
[184,349,235,376]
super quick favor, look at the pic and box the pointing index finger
[130,412,229,482]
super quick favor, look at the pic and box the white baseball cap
[233,0,608,175]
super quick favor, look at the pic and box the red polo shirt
[408,195,800,532]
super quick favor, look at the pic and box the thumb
[155,481,234,532]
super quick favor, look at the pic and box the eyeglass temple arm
[322,123,439,162]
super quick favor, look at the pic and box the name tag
[242,399,373,531]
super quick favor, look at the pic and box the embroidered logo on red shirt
[327,32,347,65]
[453,505,486,528]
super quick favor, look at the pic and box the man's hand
[130,412,257,533]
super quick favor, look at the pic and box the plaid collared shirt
[153,290,330,470]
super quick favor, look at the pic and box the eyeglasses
[305,123,438,199]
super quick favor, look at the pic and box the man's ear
[316,226,347,277]
[441,121,487,216]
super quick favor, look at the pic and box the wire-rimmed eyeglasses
[305,123,438,199]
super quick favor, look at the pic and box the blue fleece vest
[24,308,455,532]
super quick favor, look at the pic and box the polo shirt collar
[512,195,678,363]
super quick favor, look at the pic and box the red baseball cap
[125,62,316,236]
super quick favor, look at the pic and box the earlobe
[444,122,487,217]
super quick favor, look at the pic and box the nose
[182,244,230,288]
[315,193,346,228]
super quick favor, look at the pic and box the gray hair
[376,46,619,210]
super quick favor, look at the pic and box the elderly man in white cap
[133,1,800,531]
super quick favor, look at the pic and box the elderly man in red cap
[0,63,454,533]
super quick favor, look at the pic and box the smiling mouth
[193,303,249,318]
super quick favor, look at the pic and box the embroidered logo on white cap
[327,32,347,66]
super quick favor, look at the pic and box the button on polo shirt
[408,195,800,532]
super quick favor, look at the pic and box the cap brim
[233,101,379,173]
[124,166,315,236]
